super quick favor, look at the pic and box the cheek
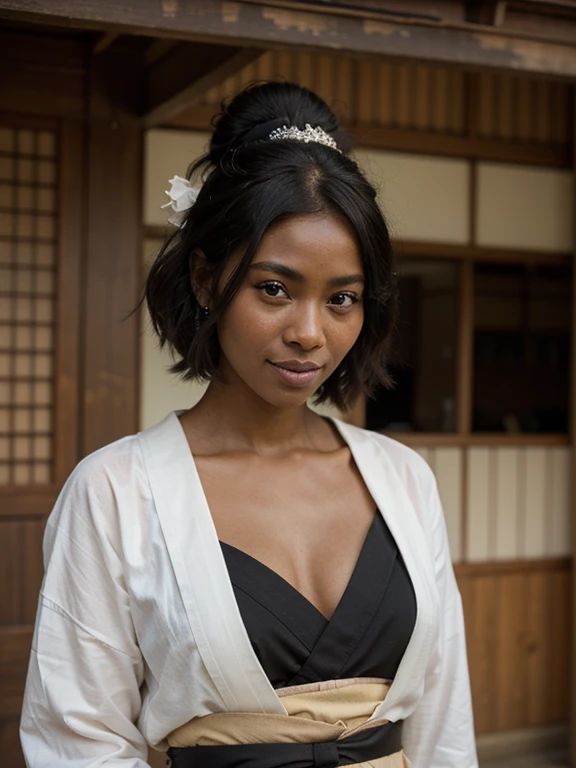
[217,294,273,354]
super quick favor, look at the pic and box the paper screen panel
[0,125,58,485]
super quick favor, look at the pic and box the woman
[21,81,478,767]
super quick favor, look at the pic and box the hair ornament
[161,175,201,227]
[268,123,342,154]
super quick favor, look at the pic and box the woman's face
[213,213,365,409]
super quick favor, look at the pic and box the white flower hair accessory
[161,175,201,228]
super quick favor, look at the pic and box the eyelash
[255,280,361,310]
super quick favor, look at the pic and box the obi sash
[165,678,407,767]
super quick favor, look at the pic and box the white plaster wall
[352,149,471,243]
[476,163,574,251]
[466,446,572,561]
[144,129,211,227]
[140,239,208,431]
[416,446,463,563]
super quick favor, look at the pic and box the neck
[183,369,334,457]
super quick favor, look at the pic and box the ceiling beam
[93,31,119,53]
[144,43,262,127]
[1,0,576,79]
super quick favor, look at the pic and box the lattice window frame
[0,117,82,492]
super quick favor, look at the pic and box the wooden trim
[570,81,576,768]
[144,226,573,267]
[82,48,143,456]
[167,106,572,168]
[475,724,569,762]
[379,432,570,447]
[0,488,58,518]
[4,0,575,78]
[394,240,573,265]
[348,123,572,168]
[457,260,474,435]
[455,556,572,577]
[0,113,59,132]
[54,120,83,486]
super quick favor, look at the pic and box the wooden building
[0,2,575,766]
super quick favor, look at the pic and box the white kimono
[20,409,478,767]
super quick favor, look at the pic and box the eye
[329,292,360,309]
[255,280,289,299]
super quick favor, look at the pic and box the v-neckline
[142,409,436,721]
[219,509,380,623]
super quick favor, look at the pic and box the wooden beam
[81,47,143,456]
[1,0,576,79]
[93,31,119,53]
[570,78,576,768]
[144,38,179,68]
[168,106,572,167]
[145,43,262,127]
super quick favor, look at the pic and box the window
[473,262,571,433]
[0,125,58,484]
[365,258,459,433]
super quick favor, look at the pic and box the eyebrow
[248,261,365,288]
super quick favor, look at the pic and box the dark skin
[178,213,376,621]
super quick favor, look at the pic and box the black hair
[142,81,397,411]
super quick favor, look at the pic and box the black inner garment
[219,511,417,689]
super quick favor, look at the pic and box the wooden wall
[0,29,143,766]
[172,50,573,166]
[458,559,572,734]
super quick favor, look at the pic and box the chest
[193,450,377,620]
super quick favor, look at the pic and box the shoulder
[337,420,436,495]
[47,432,147,538]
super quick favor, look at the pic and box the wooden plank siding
[170,52,573,167]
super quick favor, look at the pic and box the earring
[194,305,210,332]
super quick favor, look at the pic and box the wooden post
[81,46,144,455]
[571,83,576,768]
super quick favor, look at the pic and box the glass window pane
[473,262,571,433]
[366,258,459,433]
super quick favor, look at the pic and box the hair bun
[208,81,343,163]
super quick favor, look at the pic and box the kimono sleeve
[19,452,150,767]
[402,471,478,768]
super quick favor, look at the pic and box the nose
[283,302,326,351]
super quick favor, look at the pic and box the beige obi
[167,678,408,767]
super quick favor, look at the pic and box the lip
[268,360,323,387]
[271,359,321,372]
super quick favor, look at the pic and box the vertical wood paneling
[357,59,375,125]
[434,447,462,562]
[375,61,392,126]
[413,66,429,131]
[467,448,490,561]
[526,569,551,725]
[447,69,465,135]
[494,447,519,560]
[494,574,527,728]
[550,447,571,557]
[524,448,548,558]
[0,517,45,626]
[193,52,570,155]
[466,574,499,732]
[459,560,572,734]
[465,446,570,562]
[394,63,411,127]
[431,67,448,132]
[335,56,353,123]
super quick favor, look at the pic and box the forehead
[253,213,363,276]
